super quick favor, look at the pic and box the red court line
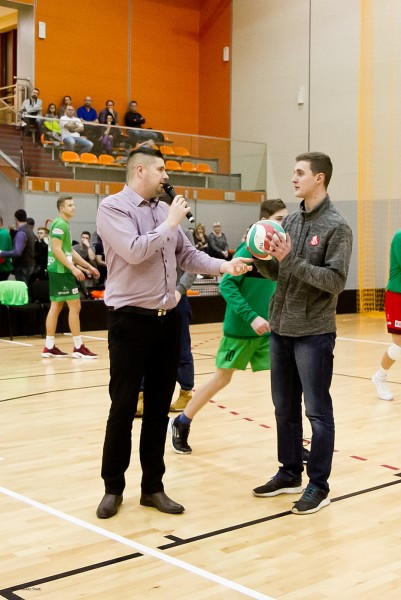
[208,400,400,474]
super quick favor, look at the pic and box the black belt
[109,306,172,317]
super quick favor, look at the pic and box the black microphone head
[162,183,175,199]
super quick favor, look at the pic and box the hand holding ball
[246,220,286,260]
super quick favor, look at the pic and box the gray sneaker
[291,483,330,514]
[253,474,303,497]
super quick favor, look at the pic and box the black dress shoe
[140,491,185,514]
[96,493,123,519]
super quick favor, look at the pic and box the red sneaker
[72,345,97,359]
[42,346,68,358]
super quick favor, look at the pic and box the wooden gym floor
[1,313,401,599]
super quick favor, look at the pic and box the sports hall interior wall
[31,0,230,138]
[231,0,401,308]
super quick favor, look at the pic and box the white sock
[45,336,55,349]
[73,336,83,349]
[376,367,388,378]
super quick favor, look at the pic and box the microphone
[162,183,195,223]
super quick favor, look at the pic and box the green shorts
[49,271,80,302]
[215,335,270,372]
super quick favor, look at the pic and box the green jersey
[219,242,276,339]
[47,216,73,274]
[0,227,13,273]
[387,230,401,293]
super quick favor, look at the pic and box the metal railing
[0,78,30,123]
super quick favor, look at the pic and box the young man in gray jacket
[252,152,352,514]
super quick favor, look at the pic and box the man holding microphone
[96,146,252,518]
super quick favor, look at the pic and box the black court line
[0,367,109,382]
[1,477,400,599]
[0,384,107,403]
[0,553,142,598]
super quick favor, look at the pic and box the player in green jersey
[42,196,100,359]
[169,199,288,454]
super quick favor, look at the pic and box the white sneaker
[372,372,393,401]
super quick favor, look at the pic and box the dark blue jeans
[176,294,194,390]
[270,331,336,493]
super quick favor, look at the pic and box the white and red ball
[246,219,286,260]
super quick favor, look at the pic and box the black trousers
[101,308,181,495]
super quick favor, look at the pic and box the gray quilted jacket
[255,195,353,336]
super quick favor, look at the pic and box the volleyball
[246,220,286,260]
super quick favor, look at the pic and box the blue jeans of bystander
[270,330,336,493]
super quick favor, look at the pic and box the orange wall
[199,0,231,138]
[33,0,231,137]
[131,0,200,134]
[35,0,129,120]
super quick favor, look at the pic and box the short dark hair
[33,88,40,93]
[57,195,73,210]
[0,215,3,226]
[81,230,91,238]
[27,217,35,226]
[295,152,333,188]
[260,199,287,219]
[130,100,137,104]
[15,209,27,222]
[126,146,164,181]
[128,146,163,161]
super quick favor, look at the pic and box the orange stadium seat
[165,160,181,171]
[160,145,174,155]
[80,153,99,164]
[196,162,215,173]
[174,146,190,156]
[98,154,115,165]
[61,151,80,163]
[181,161,196,172]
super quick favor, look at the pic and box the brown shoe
[140,491,185,514]
[135,391,144,418]
[170,389,192,412]
[96,493,123,519]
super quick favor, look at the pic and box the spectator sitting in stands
[60,106,93,154]
[208,221,229,259]
[94,235,107,286]
[43,103,62,142]
[99,99,118,124]
[58,95,72,117]
[77,96,98,122]
[124,100,145,129]
[193,223,210,254]
[100,114,119,154]
[124,100,161,146]
[20,87,43,141]
[73,230,99,297]
[32,226,49,281]
[77,96,100,151]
